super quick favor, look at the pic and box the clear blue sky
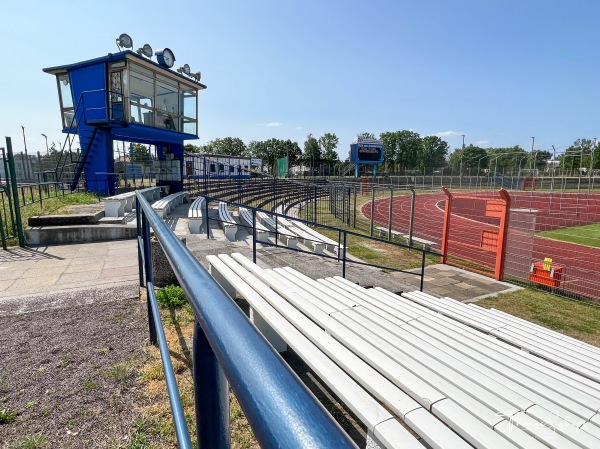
[2,0,599,159]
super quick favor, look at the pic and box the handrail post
[193,320,230,449]
[275,213,279,247]
[420,250,426,291]
[142,211,157,345]
[136,197,144,287]
[342,231,347,278]
[252,208,257,263]
[205,197,210,239]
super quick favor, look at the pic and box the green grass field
[477,288,600,346]
[538,223,600,248]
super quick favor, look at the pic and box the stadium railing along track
[135,191,357,449]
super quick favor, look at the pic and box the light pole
[41,134,49,155]
[460,134,465,176]
[529,137,535,170]
[21,125,30,180]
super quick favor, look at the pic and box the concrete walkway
[0,240,139,315]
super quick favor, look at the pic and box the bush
[156,285,187,309]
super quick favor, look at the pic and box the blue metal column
[142,211,157,345]
[194,320,230,449]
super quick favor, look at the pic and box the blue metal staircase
[53,89,125,191]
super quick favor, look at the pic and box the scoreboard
[349,139,384,164]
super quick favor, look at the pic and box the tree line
[184,131,450,175]
[183,133,600,176]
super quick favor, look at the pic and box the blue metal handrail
[135,192,356,449]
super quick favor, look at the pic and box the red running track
[363,192,600,300]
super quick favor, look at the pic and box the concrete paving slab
[57,271,102,285]
[65,262,105,274]
[0,280,15,291]
[0,269,26,281]
[21,266,67,279]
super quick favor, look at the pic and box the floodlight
[137,44,153,57]
[192,71,201,82]
[116,33,133,50]
[177,64,191,75]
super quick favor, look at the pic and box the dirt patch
[0,298,155,449]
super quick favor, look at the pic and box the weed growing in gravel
[8,434,47,448]
[58,354,73,368]
[0,407,17,424]
[106,363,129,386]
[25,401,37,409]
[83,379,99,394]
[156,285,187,309]
[0,372,9,393]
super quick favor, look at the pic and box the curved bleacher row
[187,197,342,256]
[192,178,330,213]
[102,187,186,221]
[207,252,600,449]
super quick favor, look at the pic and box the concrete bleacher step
[25,224,137,245]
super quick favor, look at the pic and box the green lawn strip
[476,288,600,347]
[313,225,437,272]
[3,192,100,246]
[537,223,600,248]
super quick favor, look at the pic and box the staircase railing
[53,89,126,190]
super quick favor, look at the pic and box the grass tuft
[0,407,18,424]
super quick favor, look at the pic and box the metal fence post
[5,137,24,246]
[313,186,317,223]
[353,185,357,228]
[193,320,230,449]
[38,184,43,209]
[387,188,393,241]
[408,187,416,246]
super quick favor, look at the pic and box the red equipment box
[529,261,563,287]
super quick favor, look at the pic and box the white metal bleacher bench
[376,227,403,240]
[238,207,270,242]
[206,253,432,449]
[151,191,186,219]
[256,211,298,249]
[408,236,435,251]
[104,186,161,217]
[218,202,238,241]
[207,253,600,449]
[276,216,325,254]
[188,196,205,234]
[292,220,344,255]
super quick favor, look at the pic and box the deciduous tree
[318,133,339,163]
